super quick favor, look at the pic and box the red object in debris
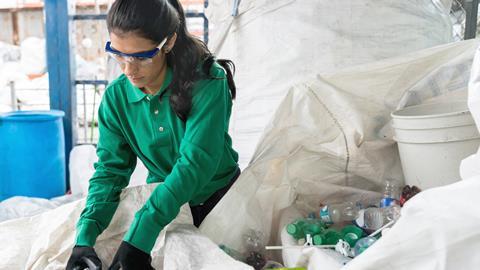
[399,185,421,206]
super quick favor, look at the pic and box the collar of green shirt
[126,66,173,103]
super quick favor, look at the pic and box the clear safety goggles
[105,38,167,66]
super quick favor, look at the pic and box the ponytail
[166,0,236,121]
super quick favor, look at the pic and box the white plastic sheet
[207,0,454,168]
[0,184,251,270]
[461,43,480,179]
[19,37,46,75]
[69,144,151,196]
[199,39,480,269]
[0,194,82,223]
[0,41,20,64]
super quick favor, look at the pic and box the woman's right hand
[66,246,102,270]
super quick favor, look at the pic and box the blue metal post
[465,0,479,39]
[45,0,77,189]
[204,0,209,44]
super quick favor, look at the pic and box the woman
[66,0,239,269]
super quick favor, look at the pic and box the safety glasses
[105,37,168,66]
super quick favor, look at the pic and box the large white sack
[0,194,82,223]
[163,224,252,270]
[0,41,20,64]
[20,37,46,75]
[200,39,479,265]
[206,0,454,168]
[0,184,251,270]
[461,44,480,179]
[69,144,151,196]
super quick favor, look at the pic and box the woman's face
[109,32,168,91]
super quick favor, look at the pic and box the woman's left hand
[109,241,154,270]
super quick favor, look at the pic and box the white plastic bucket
[391,101,480,190]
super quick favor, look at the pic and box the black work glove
[66,246,102,270]
[108,241,154,270]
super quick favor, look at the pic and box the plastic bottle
[380,179,400,207]
[286,219,307,240]
[312,234,324,245]
[286,218,325,240]
[341,225,364,247]
[319,201,362,224]
[353,236,377,256]
[363,207,385,231]
[243,230,267,270]
[303,219,325,236]
[322,229,343,245]
[384,204,401,222]
[307,212,317,219]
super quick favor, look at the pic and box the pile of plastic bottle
[219,182,421,267]
[286,181,421,257]
[220,230,292,270]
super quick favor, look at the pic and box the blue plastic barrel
[0,110,66,201]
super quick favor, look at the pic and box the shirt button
[154,110,159,115]
[146,96,150,101]
[158,126,164,132]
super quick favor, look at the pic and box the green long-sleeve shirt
[75,62,239,253]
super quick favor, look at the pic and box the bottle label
[380,197,395,208]
[320,206,333,224]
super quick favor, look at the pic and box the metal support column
[45,0,77,188]
[204,0,209,44]
[464,0,479,39]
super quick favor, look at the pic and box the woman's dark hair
[107,0,236,121]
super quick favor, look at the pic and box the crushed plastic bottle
[243,230,267,270]
[319,202,362,224]
[384,204,401,222]
[245,251,266,270]
[363,207,385,231]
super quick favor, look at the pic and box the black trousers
[189,168,241,227]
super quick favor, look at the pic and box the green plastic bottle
[287,218,327,242]
[312,234,324,245]
[341,225,364,247]
[286,220,306,240]
[323,229,342,245]
[303,222,323,236]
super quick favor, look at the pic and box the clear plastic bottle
[363,207,384,230]
[380,179,400,207]
[319,201,362,224]
[243,230,266,270]
[353,236,377,256]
